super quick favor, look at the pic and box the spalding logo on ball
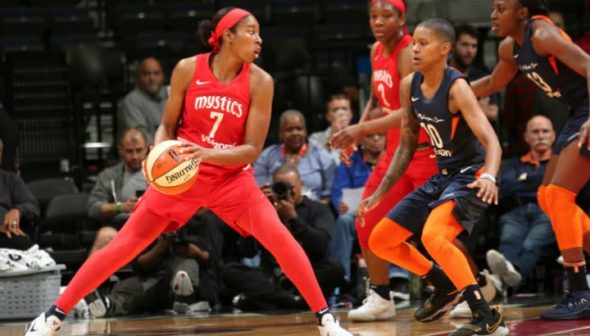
[143,140,200,195]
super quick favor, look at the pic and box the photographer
[222,164,345,310]
[86,222,213,317]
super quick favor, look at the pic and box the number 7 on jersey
[209,111,224,138]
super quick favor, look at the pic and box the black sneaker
[540,290,590,320]
[450,308,509,336]
[415,288,460,322]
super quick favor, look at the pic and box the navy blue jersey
[410,68,484,172]
[514,19,588,108]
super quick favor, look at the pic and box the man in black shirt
[222,164,345,310]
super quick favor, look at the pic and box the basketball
[143,140,200,195]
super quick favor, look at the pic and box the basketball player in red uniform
[25,8,351,336]
[331,0,438,322]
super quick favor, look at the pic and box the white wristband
[479,173,496,184]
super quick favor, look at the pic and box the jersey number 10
[420,122,443,149]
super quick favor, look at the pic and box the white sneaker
[87,291,111,318]
[392,290,410,301]
[171,270,194,296]
[188,300,212,313]
[486,249,522,287]
[24,312,61,336]
[71,299,89,320]
[449,301,471,319]
[318,313,352,336]
[488,273,503,294]
[347,290,396,322]
[172,302,189,314]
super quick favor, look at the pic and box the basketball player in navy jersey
[359,18,507,335]
[331,0,439,322]
[471,0,590,320]
[24,7,351,336]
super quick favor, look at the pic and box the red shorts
[137,165,269,236]
[357,149,437,248]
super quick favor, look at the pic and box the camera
[271,180,293,201]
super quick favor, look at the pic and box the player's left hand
[579,116,590,152]
[467,178,498,205]
[330,124,363,149]
[177,137,209,164]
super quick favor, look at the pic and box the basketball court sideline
[3,299,590,336]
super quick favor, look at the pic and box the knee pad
[545,184,582,249]
[367,229,387,257]
[537,185,550,215]
[421,232,444,258]
[544,184,562,227]
[544,184,575,218]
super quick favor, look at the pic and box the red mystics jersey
[372,34,430,155]
[177,53,251,176]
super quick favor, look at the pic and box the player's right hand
[330,124,363,149]
[467,178,498,205]
[177,138,209,164]
[358,195,381,227]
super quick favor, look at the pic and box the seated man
[308,94,354,165]
[486,115,557,288]
[254,109,336,204]
[86,127,148,254]
[118,56,168,144]
[0,138,39,250]
[222,164,345,310]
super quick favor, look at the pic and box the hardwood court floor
[2,299,590,336]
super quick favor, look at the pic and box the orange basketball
[143,140,200,195]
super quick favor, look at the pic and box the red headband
[208,8,252,53]
[370,0,406,15]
